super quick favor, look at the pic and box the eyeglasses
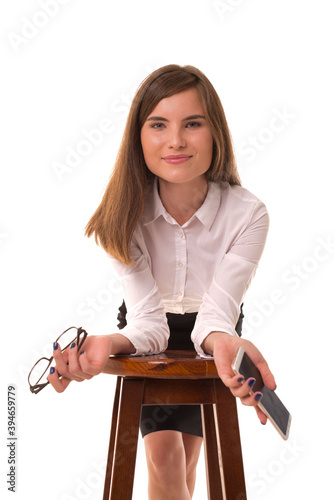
[28,326,88,395]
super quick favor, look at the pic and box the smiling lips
[163,154,193,164]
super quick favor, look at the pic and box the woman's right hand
[47,334,135,393]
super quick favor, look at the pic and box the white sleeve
[109,239,169,356]
[191,200,269,357]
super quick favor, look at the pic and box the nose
[167,125,186,149]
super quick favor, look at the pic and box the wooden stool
[102,350,247,500]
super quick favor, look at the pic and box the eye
[150,122,165,129]
[186,121,201,128]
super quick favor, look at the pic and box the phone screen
[233,348,291,440]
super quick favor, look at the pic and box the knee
[145,434,186,475]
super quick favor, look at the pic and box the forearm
[201,331,230,355]
[108,333,136,355]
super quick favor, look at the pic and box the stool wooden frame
[102,350,247,500]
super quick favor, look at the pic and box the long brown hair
[85,64,241,265]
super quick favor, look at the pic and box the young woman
[48,65,276,499]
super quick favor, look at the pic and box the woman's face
[140,88,213,188]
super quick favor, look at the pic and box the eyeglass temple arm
[76,328,88,349]
[30,380,50,394]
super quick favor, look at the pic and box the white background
[1,1,333,499]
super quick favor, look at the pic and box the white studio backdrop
[0,1,333,499]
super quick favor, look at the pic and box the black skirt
[117,301,243,438]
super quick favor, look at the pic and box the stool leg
[110,378,144,500]
[214,380,247,500]
[201,404,224,500]
[103,376,122,500]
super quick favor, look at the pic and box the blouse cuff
[191,323,238,358]
[116,325,168,356]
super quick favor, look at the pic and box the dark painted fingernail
[248,378,256,388]
[70,342,76,349]
[80,350,85,355]
[53,342,58,351]
[50,367,55,375]
[237,377,244,383]
[255,393,263,402]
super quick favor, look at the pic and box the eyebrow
[146,114,206,122]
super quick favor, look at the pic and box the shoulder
[221,181,267,208]
[219,181,263,203]
[215,182,269,227]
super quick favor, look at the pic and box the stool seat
[102,349,220,379]
[101,351,247,500]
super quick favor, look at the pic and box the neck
[158,176,208,226]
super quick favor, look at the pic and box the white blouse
[110,178,269,357]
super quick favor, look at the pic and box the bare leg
[144,430,202,500]
[182,433,203,497]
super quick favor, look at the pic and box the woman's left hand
[204,333,276,424]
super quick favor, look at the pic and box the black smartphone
[232,348,291,440]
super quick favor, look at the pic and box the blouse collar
[142,177,222,230]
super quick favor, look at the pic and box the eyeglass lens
[29,358,52,387]
[29,327,84,388]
